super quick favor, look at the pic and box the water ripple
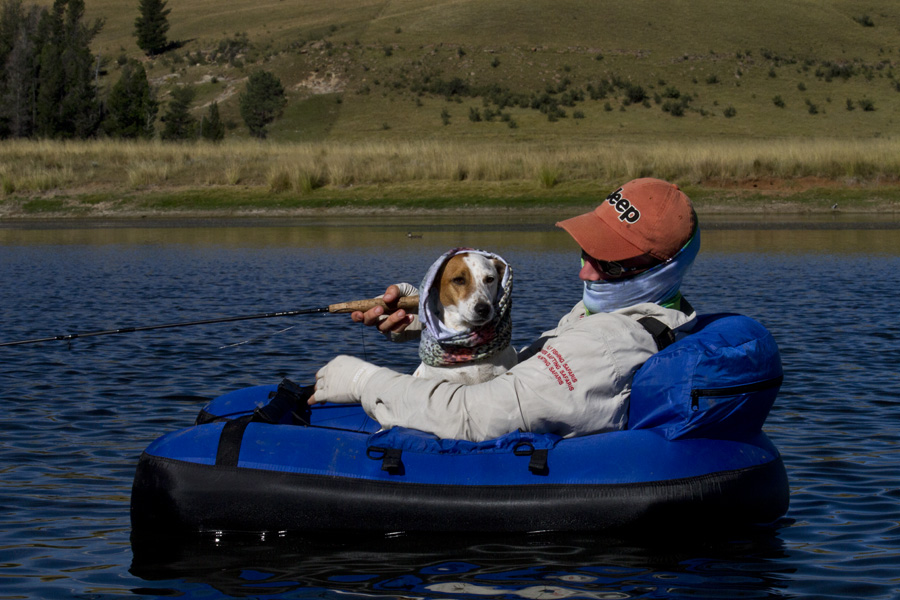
[0,234,898,599]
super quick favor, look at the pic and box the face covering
[582,229,701,315]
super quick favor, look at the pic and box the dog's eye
[484,276,495,284]
[452,276,466,285]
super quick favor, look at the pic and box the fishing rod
[0,295,420,348]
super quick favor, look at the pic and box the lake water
[1,214,898,599]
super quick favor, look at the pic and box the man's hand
[309,355,379,405]
[351,284,416,334]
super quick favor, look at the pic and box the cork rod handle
[327,295,420,314]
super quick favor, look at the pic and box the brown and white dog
[413,249,517,384]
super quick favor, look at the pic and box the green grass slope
[67,0,900,142]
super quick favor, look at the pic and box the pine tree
[34,0,103,139]
[34,0,61,132]
[200,101,224,142]
[238,70,286,139]
[0,0,41,138]
[160,85,197,141]
[1,21,39,137]
[104,60,157,138]
[0,0,23,69]
[134,0,170,56]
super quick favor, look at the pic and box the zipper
[690,375,784,411]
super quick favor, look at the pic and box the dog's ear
[492,258,506,281]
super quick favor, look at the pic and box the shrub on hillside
[624,84,647,104]
[212,33,251,66]
[663,101,685,116]
[662,86,680,99]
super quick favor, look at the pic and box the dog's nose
[474,302,492,320]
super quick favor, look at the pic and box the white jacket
[356,301,696,442]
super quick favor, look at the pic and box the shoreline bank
[2,180,900,222]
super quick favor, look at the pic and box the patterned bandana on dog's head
[418,248,513,367]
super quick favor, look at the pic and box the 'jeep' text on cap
[556,178,696,262]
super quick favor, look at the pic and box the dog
[413,249,517,385]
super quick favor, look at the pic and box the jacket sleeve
[359,311,658,441]
[360,370,528,441]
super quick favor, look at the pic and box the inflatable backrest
[629,313,783,441]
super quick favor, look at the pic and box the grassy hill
[76,0,900,143]
[3,0,899,218]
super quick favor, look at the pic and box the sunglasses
[580,250,657,279]
[580,230,698,279]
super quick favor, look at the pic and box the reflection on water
[702,227,900,254]
[131,529,792,599]
[0,213,898,600]
[2,213,899,255]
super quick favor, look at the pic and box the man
[311,178,701,442]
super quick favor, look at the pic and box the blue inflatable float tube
[130,314,789,536]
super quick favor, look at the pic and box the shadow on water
[130,525,795,599]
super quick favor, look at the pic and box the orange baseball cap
[556,178,696,262]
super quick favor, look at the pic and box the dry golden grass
[2,137,899,204]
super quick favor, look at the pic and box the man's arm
[312,311,657,441]
[314,355,528,441]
